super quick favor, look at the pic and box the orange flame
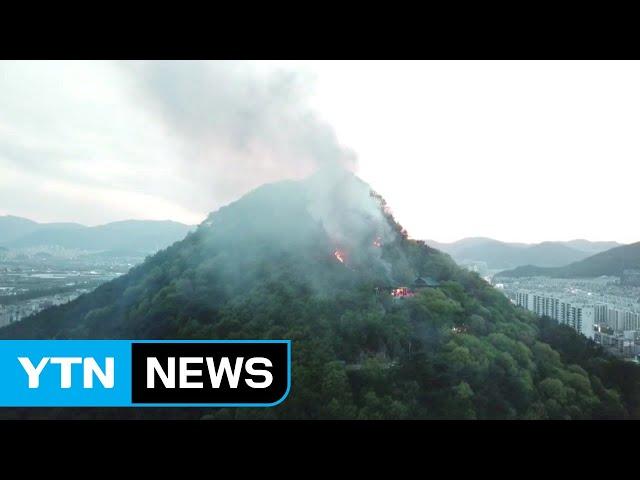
[391,287,415,298]
[373,237,382,248]
[333,250,345,264]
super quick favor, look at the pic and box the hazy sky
[1,60,638,244]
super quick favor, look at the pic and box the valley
[0,254,135,326]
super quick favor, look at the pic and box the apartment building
[514,290,594,338]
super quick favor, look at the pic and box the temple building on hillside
[386,276,441,300]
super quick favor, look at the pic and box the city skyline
[1,61,640,244]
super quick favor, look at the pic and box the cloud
[121,61,357,208]
[0,61,202,224]
[0,61,356,225]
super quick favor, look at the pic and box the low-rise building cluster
[0,293,81,327]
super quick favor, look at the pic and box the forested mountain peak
[2,169,639,420]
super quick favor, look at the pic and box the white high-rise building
[514,290,594,339]
[605,307,640,331]
[515,291,533,310]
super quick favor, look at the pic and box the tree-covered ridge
[2,171,639,419]
[496,241,640,279]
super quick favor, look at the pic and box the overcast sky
[1,60,638,244]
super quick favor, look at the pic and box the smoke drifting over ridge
[197,167,400,287]
[306,169,395,247]
[124,61,399,281]
[123,61,357,212]
[305,169,397,281]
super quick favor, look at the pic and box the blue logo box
[0,340,291,407]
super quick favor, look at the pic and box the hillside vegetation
[2,171,639,419]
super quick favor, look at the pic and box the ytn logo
[0,340,290,407]
[17,355,275,391]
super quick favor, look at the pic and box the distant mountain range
[0,215,195,255]
[495,241,640,279]
[426,237,622,270]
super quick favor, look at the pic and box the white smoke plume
[122,61,357,213]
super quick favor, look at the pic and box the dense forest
[2,170,639,419]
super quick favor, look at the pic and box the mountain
[563,239,622,255]
[426,237,622,270]
[523,242,594,267]
[0,215,42,244]
[0,216,194,254]
[496,242,640,279]
[2,170,639,420]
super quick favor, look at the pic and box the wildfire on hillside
[333,249,346,264]
[372,236,382,248]
[391,287,415,298]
